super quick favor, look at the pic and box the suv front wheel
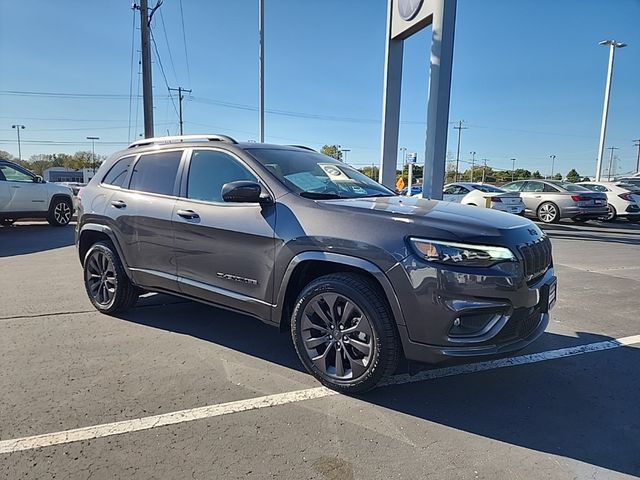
[47,197,73,226]
[83,241,139,314]
[291,273,401,393]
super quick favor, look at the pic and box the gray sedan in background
[502,180,608,224]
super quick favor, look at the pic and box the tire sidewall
[291,277,387,392]
[83,242,123,313]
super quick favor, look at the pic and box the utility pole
[258,0,265,142]
[549,154,556,179]
[137,0,154,138]
[481,159,488,183]
[469,151,476,182]
[86,136,100,174]
[606,146,618,181]
[11,124,25,160]
[453,121,467,182]
[169,87,192,135]
[634,139,640,174]
[511,158,516,181]
[595,40,626,181]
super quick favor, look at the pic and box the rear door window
[129,151,183,196]
[522,182,544,193]
[102,156,135,188]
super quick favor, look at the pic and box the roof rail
[128,134,238,149]
[288,145,316,152]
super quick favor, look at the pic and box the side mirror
[34,175,44,183]
[221,181,271,204]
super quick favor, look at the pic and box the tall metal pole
[12,124,25,161]
[453,121,466,182]
[139,0,154,138]
[86,136,99,173]
[595,40,626,181]
[549,154,556,179]
[169,87,192,135]
[259,0,265,142]
[481,159,488,183]
[511,158,516,181]
[606,146,618,181]
[469,151,476,182]
[634,139,640,174]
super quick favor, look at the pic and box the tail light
[619,192,634,201]
[490,196,502,203]
[571,195,592,202]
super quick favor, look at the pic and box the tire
[1,219,15,226]
[291,273,401,394]
[83,241,139,314]
[47,197,73,226]
[603,205,617,222]
[537,202,560,224]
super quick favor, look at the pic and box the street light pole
[511,158,516,181]
[634,139,640,174]
[340,149,350,163]
[11,124,25,161]
[258,0,265,142]
[549,154,556,179]
[86,136,100,174]
[453,121,466,182]
[606,146,618,181]
[595,40,626,181]
[469,151,476,182]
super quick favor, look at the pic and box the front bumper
[387,254,556,364]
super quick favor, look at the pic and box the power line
[149,28,179,118]
[158,6,179,85]
[179,0,192,88]
[128,5,137,143]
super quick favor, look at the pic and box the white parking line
[1,334,639,455]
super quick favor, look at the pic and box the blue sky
[1,0,639,178]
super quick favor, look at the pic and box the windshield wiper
[299,192,343,199]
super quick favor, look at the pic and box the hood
[47,183,74,196]
[322,196,542,246]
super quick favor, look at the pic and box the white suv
[0,160,74,226]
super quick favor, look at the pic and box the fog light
[453,318,461,326]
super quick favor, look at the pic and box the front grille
[519,236,552,282]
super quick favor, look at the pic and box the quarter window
[129,151,183,196]
[186,150,258,203]
[102,156,135,188]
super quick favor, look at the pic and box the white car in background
[441,182,526,215]
[577,181,640,222]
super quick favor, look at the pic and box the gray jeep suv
[76,135,557,392]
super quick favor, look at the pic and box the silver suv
[0,160,74,227]
[76,135,557,392]
[502,180,608,224]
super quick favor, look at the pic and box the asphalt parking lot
[1,219,639,479]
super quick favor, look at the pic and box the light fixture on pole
[595,39,626,181]
[549,154,556,179]
[86,136,100,174]
[11,124,25,161]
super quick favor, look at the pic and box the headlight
[409,237,516,267]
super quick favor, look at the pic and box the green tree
[320,145,343,161]
[531,170,543,179]
[359,166,379,180]
[552,173,562,181]
[0,150,15,161]
[566,168,580,183]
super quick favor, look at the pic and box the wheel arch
[48,193,73,211]
[77,224,128,269]
[275,252,406,332]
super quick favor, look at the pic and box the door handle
[10,185,20,189]
[111,200,127,209]
[176,209,199,220]
[534,195,542,198]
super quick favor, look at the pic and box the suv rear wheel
[47,197,73,226]
[291,273,400,393]
[83,241,139,314]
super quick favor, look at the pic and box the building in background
[43,167,95,183]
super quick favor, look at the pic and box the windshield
[472,184,504,193]
[247,148,395,199]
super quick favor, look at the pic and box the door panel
[0,164,47,211]
[173,149,277,319]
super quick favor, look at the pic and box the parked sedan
[577,181,640,222]
[502,180,608,224]
[442,182,525,215]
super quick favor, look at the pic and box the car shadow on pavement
[118,298,639,476]
[365,331,640,477]
[0,222,76,257]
